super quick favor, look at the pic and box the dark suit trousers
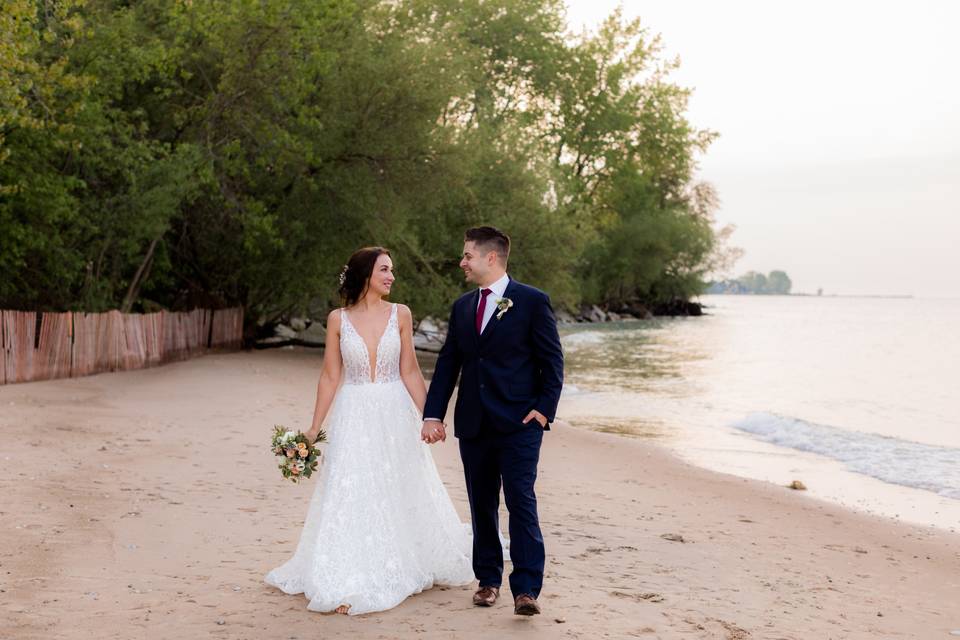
[458,416,545,598]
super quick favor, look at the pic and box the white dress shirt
[423,273,510,424]
[477,272,510,334]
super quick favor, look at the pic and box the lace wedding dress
[264,303,474,614]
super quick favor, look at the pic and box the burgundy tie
[475,288,492,334]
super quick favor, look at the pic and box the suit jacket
[424,277,564,439]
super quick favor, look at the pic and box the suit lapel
[465,288,481,346]
[480,278,517,343]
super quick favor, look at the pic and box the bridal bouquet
[270,425,325,483]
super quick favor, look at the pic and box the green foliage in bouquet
[270,424,325,483]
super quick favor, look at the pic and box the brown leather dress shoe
[472,586,500,607]
[513,593,541,616]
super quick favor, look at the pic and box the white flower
[495,297,514,320]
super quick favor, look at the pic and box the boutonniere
[495,297,513,320]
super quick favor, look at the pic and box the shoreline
[559,298,960,534]
[2,347,958,638]
[557,386,960,534]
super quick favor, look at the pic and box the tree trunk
[121,236,160,313]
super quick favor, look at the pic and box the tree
[0,0,91,309]
[1,0,732,326]
[766,270,792,294]
[737,271,768,294]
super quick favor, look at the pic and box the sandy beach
[2,347,958,640]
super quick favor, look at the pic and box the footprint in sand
[611,591,664,603]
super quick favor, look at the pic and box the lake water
[557,294,960,531]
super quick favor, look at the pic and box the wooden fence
[0,307,243,385]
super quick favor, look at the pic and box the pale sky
[565,1,960,296]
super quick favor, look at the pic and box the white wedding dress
[264,303,474,614]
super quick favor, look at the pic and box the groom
[422,226,564,616]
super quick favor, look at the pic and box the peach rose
[298,449,308,458]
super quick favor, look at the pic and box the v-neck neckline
[344,303,395,383]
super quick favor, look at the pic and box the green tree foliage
[709,269,792,294]
[737,271,769,294]
[0,0,735,324]
[0,0,91,308]
[765,270,792,294]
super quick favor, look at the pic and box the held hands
[523,410,548,429]
[421,420,447,444]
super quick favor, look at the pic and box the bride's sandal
[335,604,351,615]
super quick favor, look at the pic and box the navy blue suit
[423,277,564,598]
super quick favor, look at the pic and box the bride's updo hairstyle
[338,246,391,307]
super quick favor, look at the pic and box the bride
[264,246,474,615]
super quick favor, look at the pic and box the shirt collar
[482,273,510,300]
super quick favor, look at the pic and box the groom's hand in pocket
[523,410,548,428]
